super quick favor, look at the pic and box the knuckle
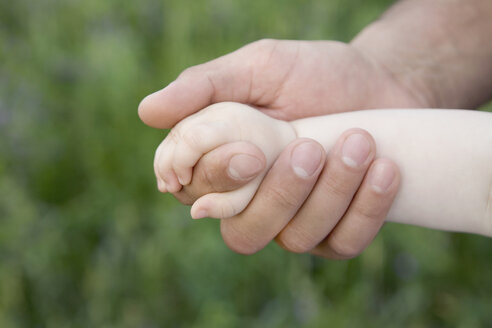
[180,67,219,101]
[265,187,300,210]
[154,156,166,177]
[352,201,386,223]
[246,39,281,65]
[220,221,260,255]
[179,65,199,79]
[327,236,362,259]
[276,229,314,253]
[319,172,353,200]
[153,143,164,172]
[167,128,181,144]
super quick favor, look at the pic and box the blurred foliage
[1,0,491,327]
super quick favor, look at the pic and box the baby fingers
[155,134,182,193]
[172,121,236,186]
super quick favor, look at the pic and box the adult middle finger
[220,138,325,254]
[275,128,377,253]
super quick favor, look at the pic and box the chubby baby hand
[154,102,296,218]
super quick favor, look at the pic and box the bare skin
[139,39,423,129]
[139,0,492,258]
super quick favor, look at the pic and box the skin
[156,103,492,254]
[140,39,405,258]
[172,133,394,258]
[139,0,492,258]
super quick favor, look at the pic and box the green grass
[1,0,491,327]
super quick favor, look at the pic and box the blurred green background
[1,0,491,327]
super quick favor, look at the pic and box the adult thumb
[138,42,263,129]
[171,141,266,205]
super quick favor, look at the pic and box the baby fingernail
[291,141,323,178]
[342,133,371,168]
[228,154,263,180]
[157,179,166,193]
[369,162,395,193]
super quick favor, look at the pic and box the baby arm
[291,109,492,237]
[156,103,492,237]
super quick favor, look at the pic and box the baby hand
[154,102,297,219]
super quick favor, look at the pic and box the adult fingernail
[342,133,371,168]
[291,142,323,178]
[369,162,395,193]
[228,154,263,180]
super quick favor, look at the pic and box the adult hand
[139,39,409,258]
[140,0,492,257]
[173,130,399,258]
[139,39,423,129]
[140,0,492,127]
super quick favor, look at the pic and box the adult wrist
[351,0,492,109]
[350,20,445,109]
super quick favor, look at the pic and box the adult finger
[275,128,376,253]
[220,139,325,255]
[138,39,280,129]
[172,141,266,205]
[311,158,400,259]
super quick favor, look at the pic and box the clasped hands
[138,39,423,258]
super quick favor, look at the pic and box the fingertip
[367,158,400,194]
[137,93,159,127]
[157,179,167,193]
[193,189,250,219]
[166,183,182,194]
[138,82,179,129]
[290,139,325,179]
[163,171,183,193]
[176,168,192,186]
[191,200,210,219]
[340,130,374,169]
[191,209,209,220]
